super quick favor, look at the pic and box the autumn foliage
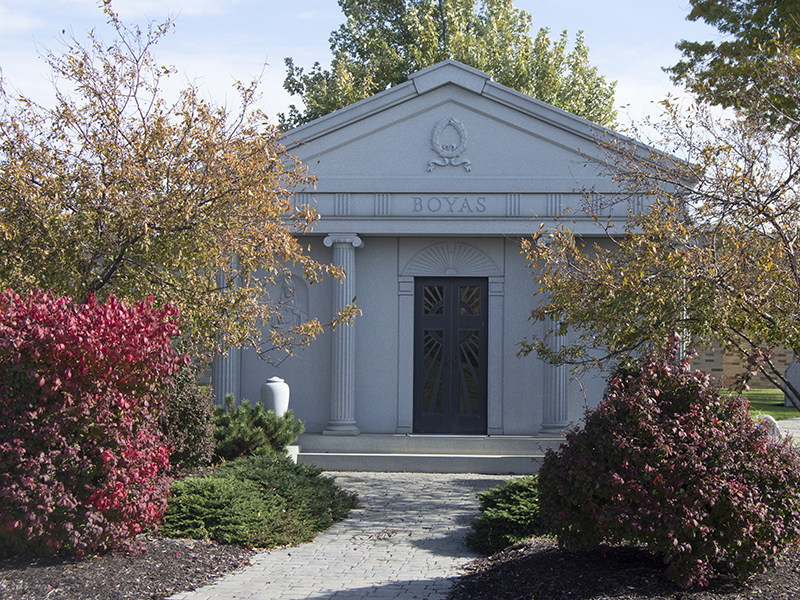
[0,289,184,556]
[538,337,800,588]
[0,4,356,365]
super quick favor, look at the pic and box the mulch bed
[4,533,800,599]
[449,537,800,600]
[0,535,256,600]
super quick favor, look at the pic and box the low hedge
[162,454,358,548]
[466,476,548,555]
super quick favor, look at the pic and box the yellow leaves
[0,7,347,364]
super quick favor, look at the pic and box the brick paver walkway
[168,472,510,600]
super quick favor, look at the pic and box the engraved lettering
[409,195,490,215]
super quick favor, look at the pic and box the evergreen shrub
[466,476,547,555]
[0,289,182,557]
[161,476,285,546]
[163,454,358,547]
[213,395,305,460]
[538,335,800,588]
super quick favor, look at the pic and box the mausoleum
[211,60,633,473]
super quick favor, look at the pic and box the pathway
[168,472,511,600]
[780,417,800,439]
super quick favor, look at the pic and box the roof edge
[283,61,494,149]
[410,59,490,95]
[282,60,652,161]
[282,80,418,150]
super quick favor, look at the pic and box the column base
[539,423,569,435]
[323,423,361,436]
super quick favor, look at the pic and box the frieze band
[310,192,614,217]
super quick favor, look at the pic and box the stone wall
[695,344,794,389]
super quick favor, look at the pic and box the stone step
[294,433,567,474]
[297,452,544,475]
[296,433,565,456]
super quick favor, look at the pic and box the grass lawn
[737,387,799,421]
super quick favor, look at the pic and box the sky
[0,0,722,126]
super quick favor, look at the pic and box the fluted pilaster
[323,233,362,435]
[540,321,569,434]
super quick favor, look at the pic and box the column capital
[324,233,362,248]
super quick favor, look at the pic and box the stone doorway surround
[397,239,504,434]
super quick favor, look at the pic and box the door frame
[396,239,505,436]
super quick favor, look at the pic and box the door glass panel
[423,285,445,315]
[422,329,444,414]
[458,329,481,415]
[459,285,481,315]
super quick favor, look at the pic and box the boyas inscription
[412,196,486,213]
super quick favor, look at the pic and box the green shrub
[160,363,215,470]
[213,395,305,460]
[538,335,800,589]
[465,476,547,555]
[216,455,359,534]
[161,477,284,546]
[162,454,358,548]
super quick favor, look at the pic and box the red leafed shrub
[538,335,800,589]
[0,289,185,557]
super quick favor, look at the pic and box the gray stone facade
[214,60,628,439]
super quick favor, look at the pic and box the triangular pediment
[284,60,634,235]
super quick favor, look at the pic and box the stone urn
[260,376,290,418]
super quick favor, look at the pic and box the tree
[519,38,800,409]
[281,0,617,128]
[0,2,356,362]
[667,0,800,127]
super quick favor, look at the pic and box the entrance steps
[295,433,567,475]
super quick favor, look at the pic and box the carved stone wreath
[427,117,472,172]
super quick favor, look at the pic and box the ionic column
[540,321,569,434]
[212,349,241,407]
[323,233,362,435]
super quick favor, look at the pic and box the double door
[413,278,488,434]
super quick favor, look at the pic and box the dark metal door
[413,278,488,434]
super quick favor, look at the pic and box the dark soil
[0,534,256,600]
[449,537,800,600]
[3,534,800,600]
